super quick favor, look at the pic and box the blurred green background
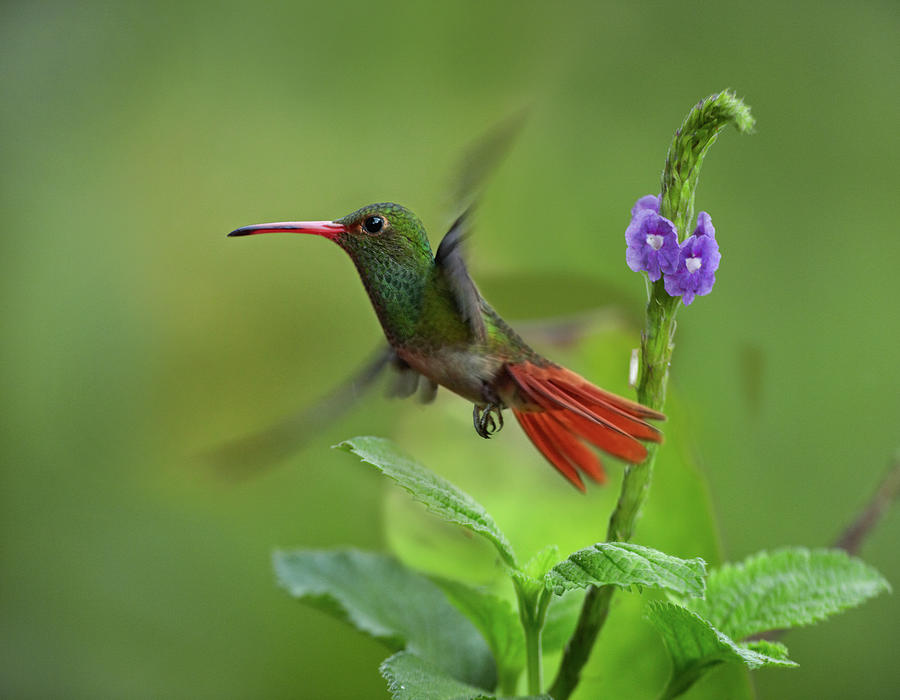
[2,1,898,698]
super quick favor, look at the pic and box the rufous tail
[506,362,664,491]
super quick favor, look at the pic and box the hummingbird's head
[228,202,434,266]
[334,203,432,259]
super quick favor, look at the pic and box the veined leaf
[274,549,495,690]
[337,437,518,568]
[545,542,706,597]
[380,652,553,700]
[511,545,562,604]
[743,639,792,661]
[430,577,525,694]
[380,652,494,700]
[523,545,561,580]
[646,601,796,699]
[688,547,891,640]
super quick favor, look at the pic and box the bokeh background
[3,1,898,698]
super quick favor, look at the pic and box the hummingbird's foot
[473,403,504,439]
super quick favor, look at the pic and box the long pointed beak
[227,220,346,240]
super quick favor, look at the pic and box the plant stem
[547,284,674,700]
[524,615,543,695]
[516,585,552,695]
[548,91,754,700]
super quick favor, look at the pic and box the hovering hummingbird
[228,203,664,491]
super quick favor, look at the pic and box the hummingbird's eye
[362,215,385,234]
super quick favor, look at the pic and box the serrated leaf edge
[335,437,519,568]
[545,542,707,597]
[645,601,798,671]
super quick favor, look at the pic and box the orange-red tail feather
[514,411,587,491]
[506,362,663,490]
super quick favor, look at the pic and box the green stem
[548,91,754,700]
[547,287,674,700]
[524,614,543,694]
[516,583,552,695]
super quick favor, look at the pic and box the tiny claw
[473,403,504,439]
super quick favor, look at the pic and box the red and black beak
[227,220,346,240]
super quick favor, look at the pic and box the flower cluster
[624,195,720,305]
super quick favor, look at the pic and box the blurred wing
[203,346,434,479]
[451,108,527,210]
[434,208,487,343]
[433,111,527,345]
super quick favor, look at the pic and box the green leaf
[688,547,892,640]
[541,590,584,655]
[337,437,518,568]
[511,545,561,603]
[379,651,556,700]
[379,652,494,700]
[545,542,706,597]
[274,549,495,690]
[430,577,525,694]
[743,639,792,662]
[646,601,796,699]
[523,545,560,579]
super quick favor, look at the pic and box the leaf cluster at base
[273,437,890,699]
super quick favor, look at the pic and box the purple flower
[664,212,721,305]
[693,210,715,239]
[630,194,660,218]
[625,206,679,282]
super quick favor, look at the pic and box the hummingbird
[228,203,664,491]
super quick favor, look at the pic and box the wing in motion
[434,207,487,343]
[203,346,434,479]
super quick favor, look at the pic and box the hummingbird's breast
[395,292,552,406]
[396,345,504,405]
